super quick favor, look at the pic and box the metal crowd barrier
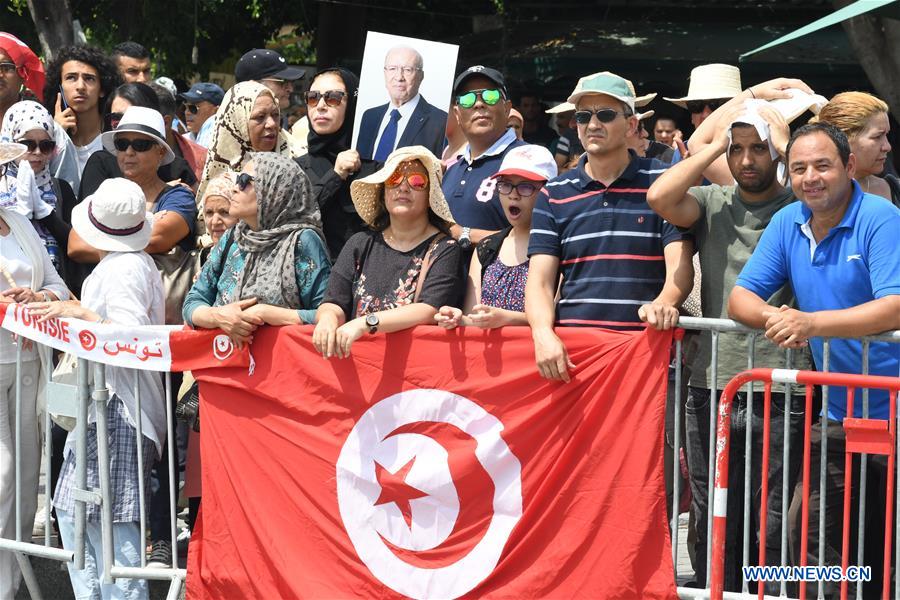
[672,317,900,600]
[0,340,184,600]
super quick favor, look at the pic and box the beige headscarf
[197,81,299,200]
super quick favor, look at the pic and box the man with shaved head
[356,45,448,160]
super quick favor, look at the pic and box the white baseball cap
[491,144,558,182]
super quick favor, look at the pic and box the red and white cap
[491,144,558,182]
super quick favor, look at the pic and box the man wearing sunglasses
[526,71,694,383]
[442,65,526,248]
[178,82,224,149]
[356,46,447,161]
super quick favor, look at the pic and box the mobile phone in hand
[58,85,69,110]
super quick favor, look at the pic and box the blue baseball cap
[178,82,225,106]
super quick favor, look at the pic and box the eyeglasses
[573,108,630,125]
[496,180,539,197]
[0,62,17,76]
[385,171,428,190]
[456,88,503,109]
[303,90,346,108]
[383,66,421,77]
[685,99,727,114]
[113,138,158,152]
[16,139,56,154]
[105,112,123,131]
[184,104,199,114]
[236,173,255,191]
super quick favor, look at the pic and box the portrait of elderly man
[356,45,448,161]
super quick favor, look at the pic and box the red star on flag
[374,458,428,528]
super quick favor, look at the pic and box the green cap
[567,71,635,111]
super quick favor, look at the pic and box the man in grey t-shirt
[648,100,813,591]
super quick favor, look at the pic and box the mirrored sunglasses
[456,88,502,109]
[303,90,346,108]
[385,171,428,190]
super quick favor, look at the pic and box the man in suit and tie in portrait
[356,46,448,161]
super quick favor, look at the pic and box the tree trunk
[26,0,75,60]
[835,0,900,115]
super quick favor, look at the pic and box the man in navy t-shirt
[525,72,694,382]
[442,66,526,250]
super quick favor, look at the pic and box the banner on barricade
[187,325,677,599]
[0,302,250,372]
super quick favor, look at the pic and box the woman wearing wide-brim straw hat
[313,145,463,359]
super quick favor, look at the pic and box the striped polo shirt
[528,153,687,329]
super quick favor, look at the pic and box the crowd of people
[0,30,898,599]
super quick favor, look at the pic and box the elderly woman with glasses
[313,145,462,359]
[183,153,330,347]
[296,68,379,259]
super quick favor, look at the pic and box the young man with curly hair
[43,46,121,176]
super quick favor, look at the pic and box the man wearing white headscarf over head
[646,98,817,592]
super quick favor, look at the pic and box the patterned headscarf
[197,81,298,200]
[200,170,236,208]
[232,153,324,308]
[0,101,61,269]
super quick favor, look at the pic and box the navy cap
[234,49,305,83]
[452,65,507,96]
[178,83,225,106]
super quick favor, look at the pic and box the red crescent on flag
[377,420,500,569]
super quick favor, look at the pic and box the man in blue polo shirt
[442,66,526,249]
[525,71,694,382]
[729,122,900,596]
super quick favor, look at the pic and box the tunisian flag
[187,325,676,599]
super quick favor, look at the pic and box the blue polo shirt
[442,128,527,230]
[736,182,900,420]
[528,152,688,329]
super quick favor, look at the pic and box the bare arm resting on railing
[638,239,694,330]
[525,254,574,383]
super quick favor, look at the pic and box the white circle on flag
[336,389,522,599]
[212,334,233,360]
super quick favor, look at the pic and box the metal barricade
[670,317,900,600]
[0,338,185,599]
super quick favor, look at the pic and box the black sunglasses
[573,108,631,125]
[236,173,255,191]
[16,139,56,154]
[185,104,199,114]
[104,112,123,131]
[113,138,158,152]
[686,99,727,114]
[303,90,346,108]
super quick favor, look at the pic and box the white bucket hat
[70,178,153,252]
[350,146,456,227]
[491,144,558,182]
[664,64,742,108]
[101,106,175,166]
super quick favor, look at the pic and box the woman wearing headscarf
[312,146,462,359]
[296,68,379,259]
[184,153,330,346]
[197,81,298,201]
[0,142,69,600]
[0,101,78,280]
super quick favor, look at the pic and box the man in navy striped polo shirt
[525,72,694,382]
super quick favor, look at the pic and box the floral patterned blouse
[322,230,463,319]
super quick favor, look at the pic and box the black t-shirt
[78,149,197,201]
[322,230,463,319]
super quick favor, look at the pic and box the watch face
[365,314,378,326]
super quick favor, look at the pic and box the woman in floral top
[313,146,462,358]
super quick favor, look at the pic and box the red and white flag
[0,302,250,372]
[187,325,677,599]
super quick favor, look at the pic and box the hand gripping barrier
[710,369,900,600]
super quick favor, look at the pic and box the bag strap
[412,233,446,304]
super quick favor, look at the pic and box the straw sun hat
[350,146,456,227]
[0,142,26,166]
[664,63,742,108]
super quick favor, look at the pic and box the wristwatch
[458,226,472,250]
[365,313,380,334]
